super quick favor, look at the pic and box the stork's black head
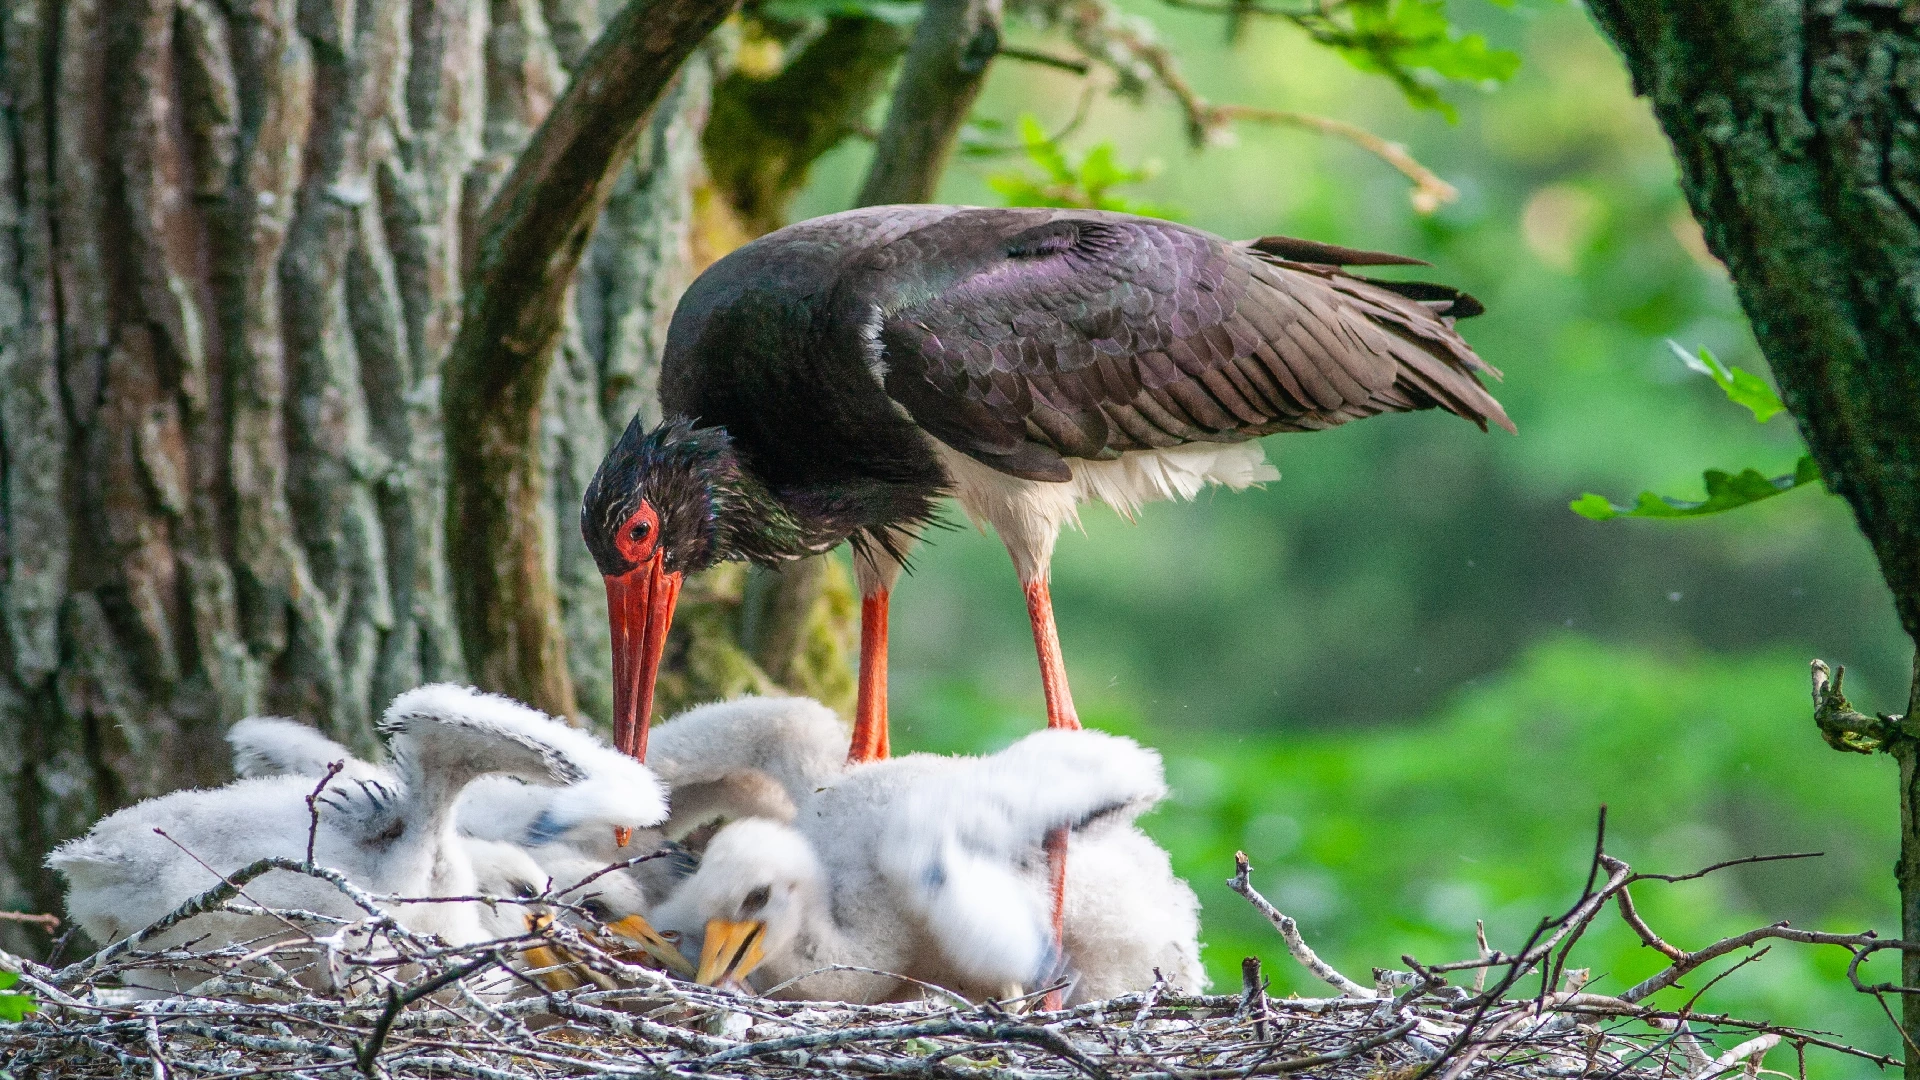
[583,415,740,580]
[583,415,747,763]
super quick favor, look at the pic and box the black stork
[582,205,1511,973]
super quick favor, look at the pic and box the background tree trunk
[0,0,965,959]
[1585,3,1920,1071]
[0,0,843,960]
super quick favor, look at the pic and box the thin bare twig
[0,911,61,931]
[1228,851,1373,998]
[306,761,345,867]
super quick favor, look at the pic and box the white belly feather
[932,441,1278,582]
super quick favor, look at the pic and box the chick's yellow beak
[696,918,767,987]
[606,913,697,978]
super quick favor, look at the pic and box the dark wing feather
[857,209,1510,482]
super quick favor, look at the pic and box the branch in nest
[1229,851,1374,998]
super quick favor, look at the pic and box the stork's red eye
[614,502,661,564]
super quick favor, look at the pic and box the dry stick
[52,856,388,984]
[305,761,346,866]
[761,963,976,1007]
[1240,957,1269,1042]
[152,830,312,942]
[1051,6,1456,215]
[144,1015,170,1080]
[700,1016,1114,1080]
[1207,105,1458,213]
[356,950,501,1077]
[1686,1032,1781,1080]
[1227,851,1373,998]
[0,911,60,931]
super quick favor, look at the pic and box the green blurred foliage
[0,973,35,1023]
[786,0,1913,1071]
[1305,0,1522,119]
[1572,456,1822,522]
[1571,341,1820,519]
[984,116,1179,217]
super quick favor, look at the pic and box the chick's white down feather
[223,716,657,928]
[48,684,668,990]
[646,695,851,803]
[649,711,1204,1004]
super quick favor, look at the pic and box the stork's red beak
[606,551,682,760]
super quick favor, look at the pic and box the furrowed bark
[1585,3,1920,1071]
[442,0,739,717]
[856,0,1002,206]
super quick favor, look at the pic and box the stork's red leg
[1022,574,1078,1010]
[848,589,891,763]
[1023,577,1080,731]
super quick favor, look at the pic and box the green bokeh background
[792,2,1912,1070]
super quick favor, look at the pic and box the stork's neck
[712,469,853,567]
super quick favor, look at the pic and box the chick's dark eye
[583,899,611,920]
[741,885,771,916]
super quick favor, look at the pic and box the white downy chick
[226,716,670,957]
[652,724,1186,1004]
[49,685,667,992]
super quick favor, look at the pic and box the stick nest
[0,826,1903,1080]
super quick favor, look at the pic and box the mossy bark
[1585,3,1920,1069]
[0,0,745,958]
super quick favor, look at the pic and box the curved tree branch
[443,0,739,717]
[856,0,1003,205]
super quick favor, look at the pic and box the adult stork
[581,207,1511,954]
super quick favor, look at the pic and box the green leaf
[1571,455,1822,521]
[1019,116,1074,183]
[986,116,1181,219]
[1667,340,1784,423]
[0,974,35,1023]
[1323,0,1520,117]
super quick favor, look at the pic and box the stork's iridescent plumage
[583,206,1511,994]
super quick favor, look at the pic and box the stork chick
[49,685,668,992]
[652,726,1197,1004]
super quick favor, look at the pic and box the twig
[999,45,1091,73]
[1208,104,1458,212]
[357,950,501,1076]
[1228,851,1373,998]
[0,911,61,931]
[1240,957,1269,1042]
[306,761,346,866]
[1687,1033,1780,1080]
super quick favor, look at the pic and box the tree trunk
[0,0,735,958]
[0,0,958,959]
[857,0,1001,206]
[1584,3,1920,1069]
